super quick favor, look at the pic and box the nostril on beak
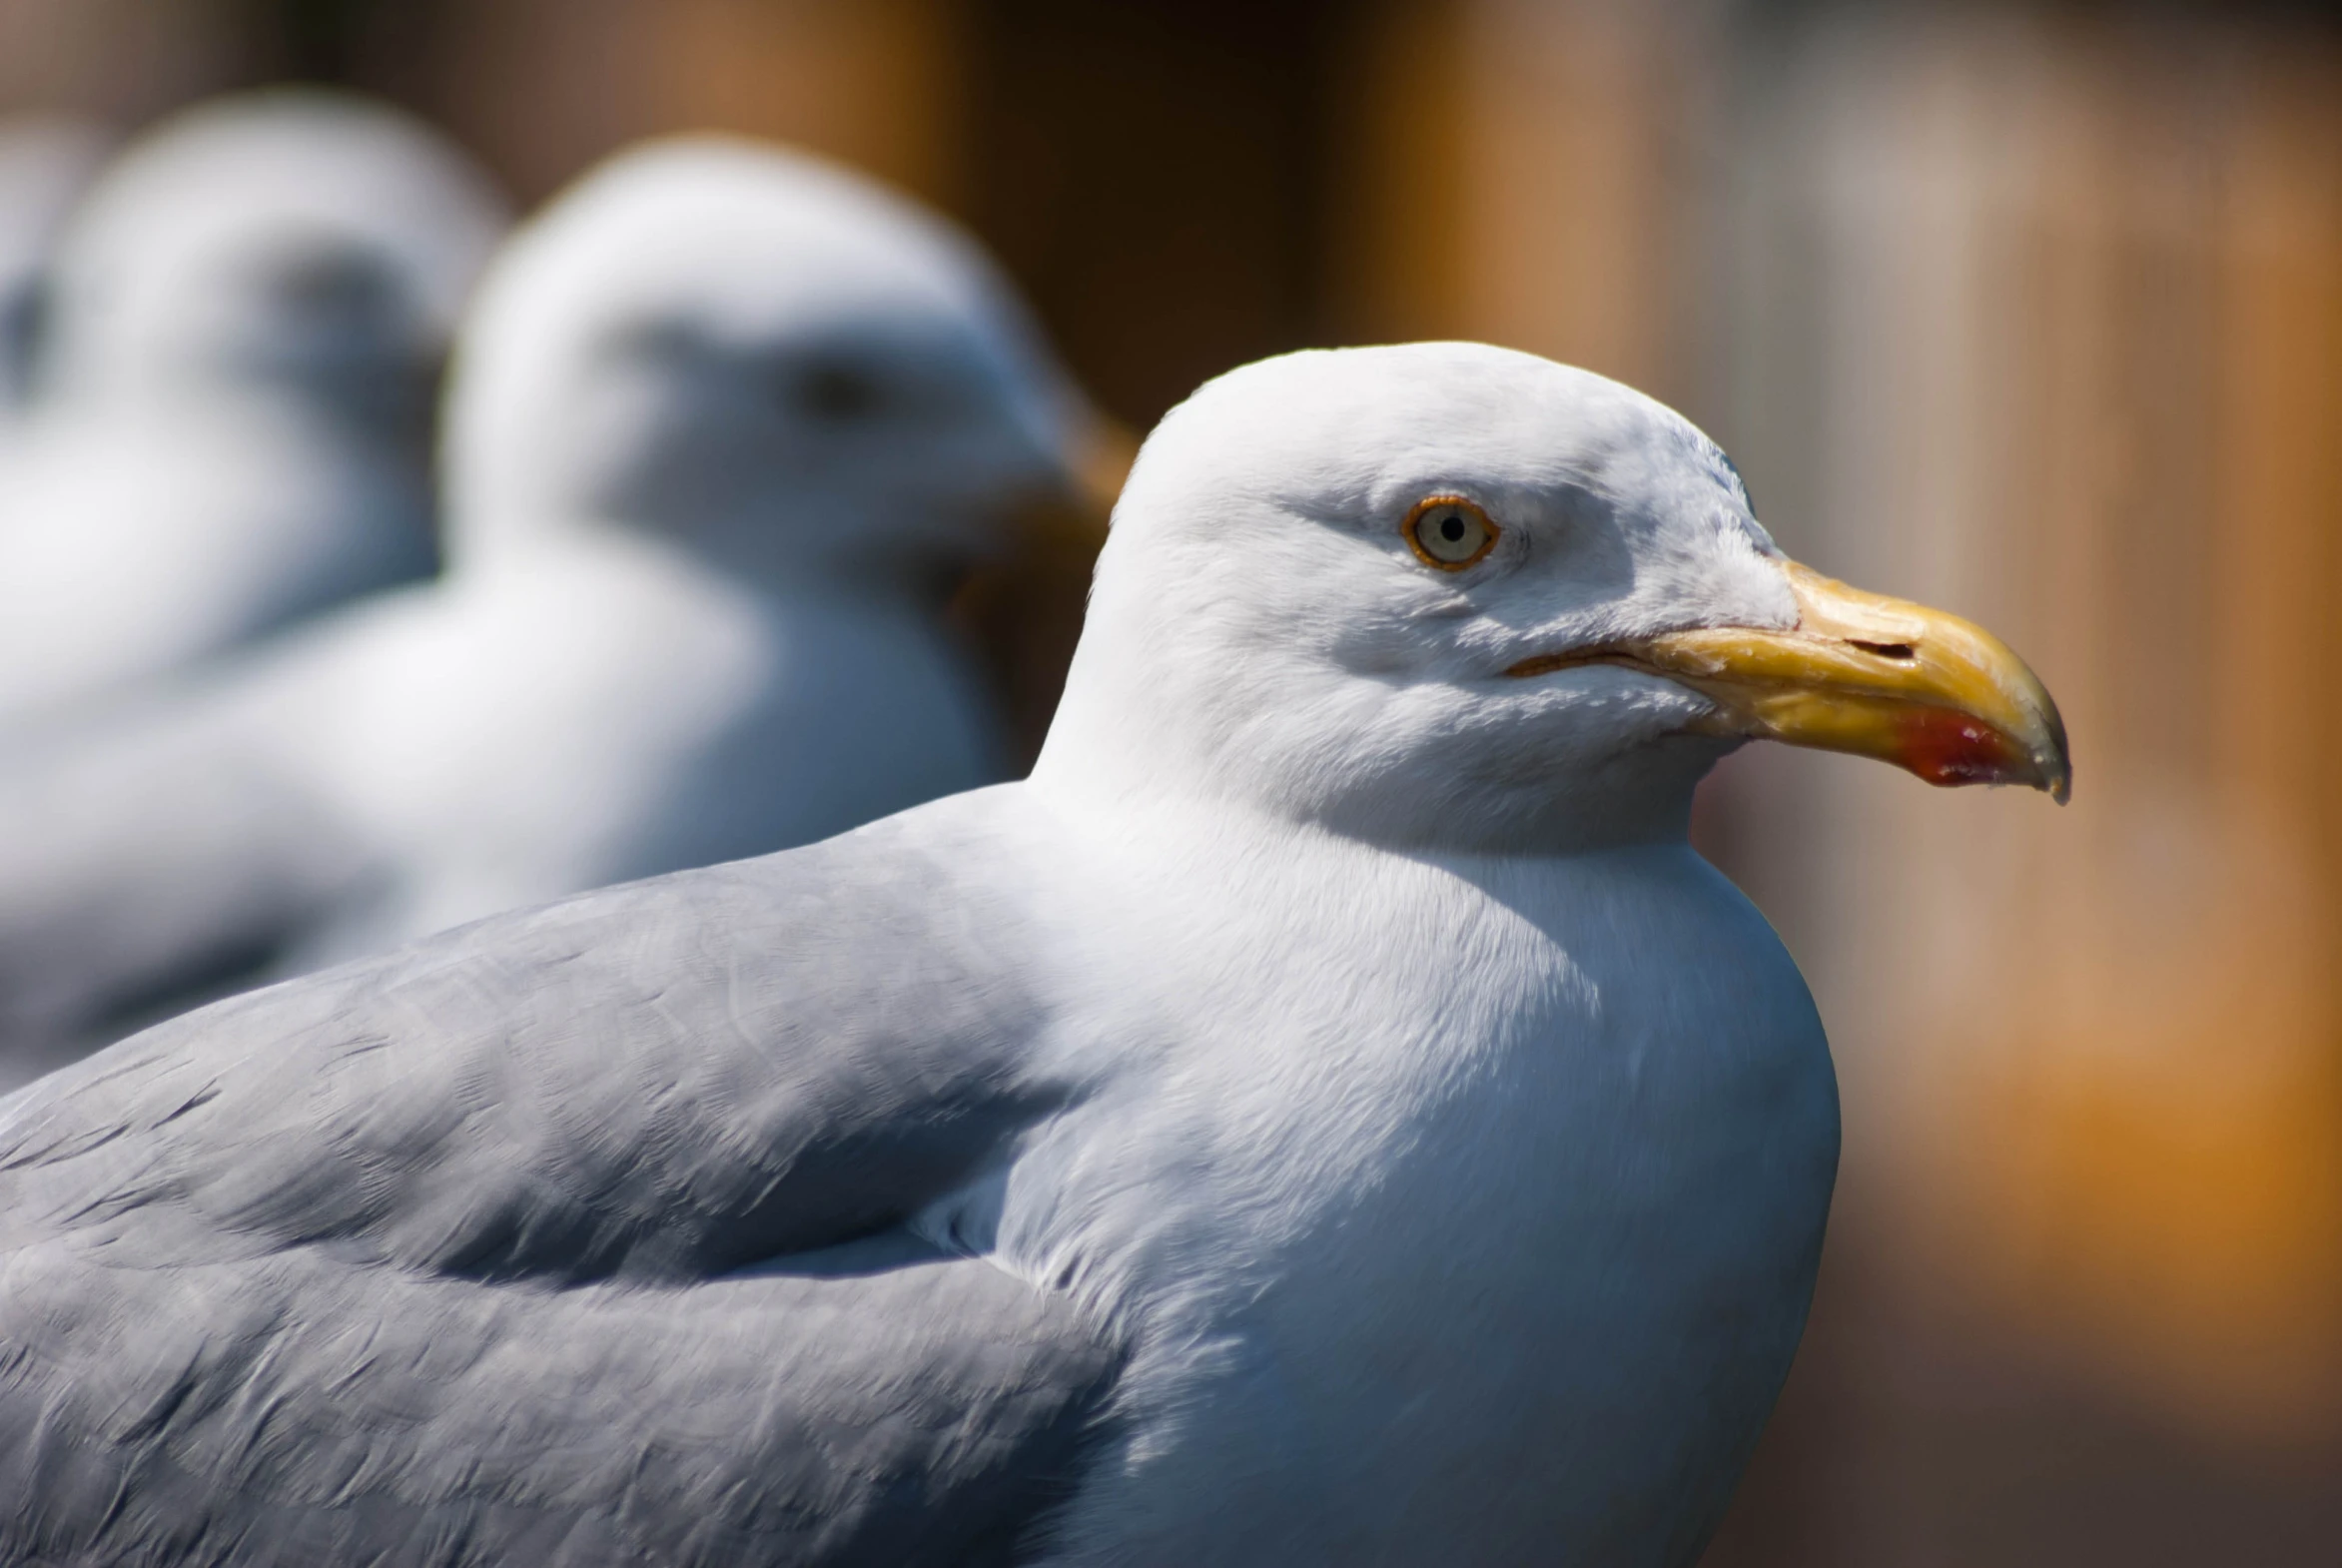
[1849,640,1916,660]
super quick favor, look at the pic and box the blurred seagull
[0,136,1110,1064]
[0,344,2067,1565]
[0,91,505,730]
[0,119,106,429]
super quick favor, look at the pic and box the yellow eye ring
[1403,494,1500,570]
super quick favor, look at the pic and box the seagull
[0,135,1109,1066]
[0,343,2066,1565]
[0,118,106,431]
[0,90,505,731]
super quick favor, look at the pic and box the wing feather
[0,806,1119,1564]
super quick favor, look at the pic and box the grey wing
[0,682,376,1079]
[0,812,1124,1565]
[0,1238,1119,1567]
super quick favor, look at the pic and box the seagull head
[442,137,1108,595]
[42,90,504,431]
[1040,343,2068,854]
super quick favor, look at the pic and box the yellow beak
[1508,559,2072,802]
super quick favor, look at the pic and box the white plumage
[0,135,1101,1056]
[997,347,1841,1560]
[0,91,505,730]
[0,343,2066,1563]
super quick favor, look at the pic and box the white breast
[0,405,427,725]
[266,533,1001,954]
[1001,817,1839,1567]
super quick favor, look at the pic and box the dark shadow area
[729,1225,962,1281]
[962,0,1346,428]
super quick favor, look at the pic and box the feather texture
[0,814,1121,1565]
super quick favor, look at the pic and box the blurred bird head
[0,120,107,417]
[442,137,1113,596]
[1042,344,2068,854]
[42,90,505,436]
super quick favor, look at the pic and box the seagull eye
[1403,496,1499,570]
[794,360,887,421]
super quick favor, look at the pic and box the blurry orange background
[6,0,2339,1560]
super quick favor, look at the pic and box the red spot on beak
[1897,705,2026,788]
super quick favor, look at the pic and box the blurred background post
[3,0,2338,1560]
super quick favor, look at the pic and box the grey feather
[0,814,1122,1565]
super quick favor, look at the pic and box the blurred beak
[1010,415,1137,550]
[949,411,1137,765]
[1508,559,2072,801]
[1072,417,1138,530]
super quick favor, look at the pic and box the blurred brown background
[7,0,2339,1561]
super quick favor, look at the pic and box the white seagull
[0,91,505,730]
[0,343,2066,1565]
[0,135,1105,1063]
